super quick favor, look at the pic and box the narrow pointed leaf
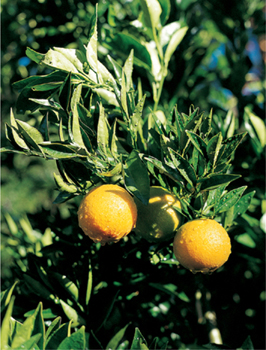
[201,108,213,137]
[97,103,113,159]
[123,150,150,205]
[215,186,247,214]
[168,148,197,186]
[199,174,241,191]
[164,26,188,68]
[1,295,15,349]
[106,323,131,350]
[130,328,149,350]
[233,191,255,220]
[11,302,45,350]
[186,131,207,157]
[207,132,223,166]
[217,133,247,163]
[1,281,18,313]
[86,259,93,306]
[45,317,62,343]
[140,0,162,30]
[45,322,71,350]
[50,272,79,302]
[86,4,98,73]
[59,300,86,327]
[16,120,44,150]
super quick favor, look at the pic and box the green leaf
[45,322,71,350]
[11,302,45,350]
[239,335,254,350]
[164,26,188,68]
[23,275,55,301]
[16,120,44,152]
[145,156,184,185]
[217,133,247,163]
[40,142,87,159]
[106,323,131,350]
[86,4,98,73]
[199,174,241,191]
[107,55,123,84]
[186,130,207,157]
[158,0,171,24]
[140,0,162,30]
[57,326,86,350]
[235,233,256,248]
[45,317,62,344]
[30,47,84,74]
[215,186,247,214]
[105,32,152,70]
[130,328,149,350]
[50,272,79,302]
[97,103,113,160]
[13,333,42,350]
[244,108,266,148]
[7,109,29,149]
[233,191,255,219]
[201,108,213,137]
[168,148,197,187]
[54,173,77,193]
[1,281,19,313]
[149,283,190,302]
[1,295,15,349]
[59,300,86,327]
[207,132,223,167]
[123,150,150,205]
[86,259,93,306]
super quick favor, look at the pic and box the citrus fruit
[78,184,137,246]
[173,218,231,274]
[134,186,182,243]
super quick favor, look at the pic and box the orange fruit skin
[134,186,182,243]
[78,184,137,245]
[173,218,231,274]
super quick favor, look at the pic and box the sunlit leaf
[57,326,86,350]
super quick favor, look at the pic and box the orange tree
[1,1,265,349]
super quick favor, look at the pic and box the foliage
[1,0,265,349]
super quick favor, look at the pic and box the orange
[173,218,231,274]
[78,184,137,246]
[134,186,182,243]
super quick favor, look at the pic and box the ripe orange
[134,186,182,243]
[78,184,137,246]
[173,218,231,274]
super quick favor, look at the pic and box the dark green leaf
[107,55,123,84]
[39,113,50,141]
[186,130,207,157]
[105,32,152,70]
[145,156,184,185]
[45,322,71,350]
[106,323,131,350]
[123,150,150,204]
[53,191,76,204]
[158,0,171,24]
[217,133,247,163]
[215,186,247,214]
[149,283,190,302]
[45,317,62,344]
[239,335,254,350]
[130,328,149,350]
[199,174,241,191]
[57,326,86,350]
[207,132,223,166]
[168,148,197,187]
[59,300,86,327]
[50,272,79,302]
[233,191,255,220]
[201,108,213,137]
